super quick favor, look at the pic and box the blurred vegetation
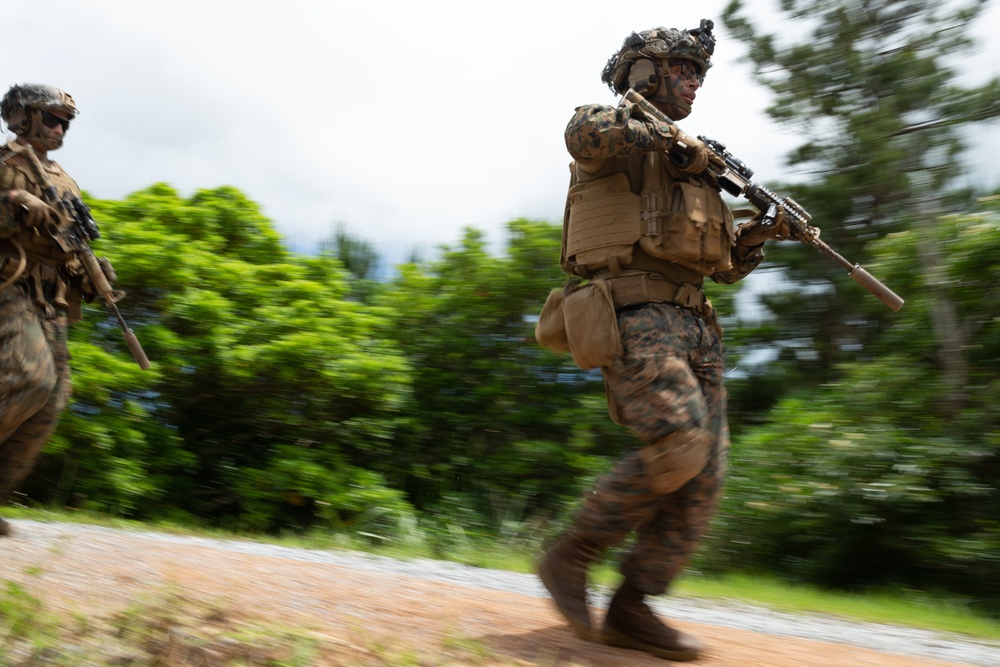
[9,0,1000,620]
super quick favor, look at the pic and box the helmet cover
[1,83,78,135]
[601,20,716,95]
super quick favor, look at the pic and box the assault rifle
[16,144,151,369]
[624,89,904,312]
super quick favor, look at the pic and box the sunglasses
[669,60,705,85]
[40,110,71,132]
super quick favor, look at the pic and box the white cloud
[4,0,998,267]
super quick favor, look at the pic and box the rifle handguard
[79,251,117,302]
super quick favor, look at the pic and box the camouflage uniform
[563,103,763,594]
[0,285,72,509]
[0,84,83,535]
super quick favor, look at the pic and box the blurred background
[5,0,1000,618]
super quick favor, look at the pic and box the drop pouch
[535,288,570,353]
[562,280,623,370]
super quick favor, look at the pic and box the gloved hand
[669,128,712,175]
[9,189,59,229]
[634,102,716,176]
[738,204,791,247]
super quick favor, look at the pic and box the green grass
[7,506,1000,643]
[672,572,1000,641]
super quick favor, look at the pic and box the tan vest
[0,141,85,319]
[561,151,735,282]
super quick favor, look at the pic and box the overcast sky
[6,0,1000,269]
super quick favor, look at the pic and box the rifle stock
[623,89,904,312]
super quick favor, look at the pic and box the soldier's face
[35,109,71,151]
[653,60,702,121]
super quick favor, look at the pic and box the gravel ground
[10,520,998,667]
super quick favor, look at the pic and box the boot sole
[601,625,700,662]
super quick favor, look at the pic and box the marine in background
[0,83,101,536]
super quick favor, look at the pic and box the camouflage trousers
[0,285,71,506]
[574,302,729,595]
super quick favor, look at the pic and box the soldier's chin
[671,101,692,120]
[43,137,64,151]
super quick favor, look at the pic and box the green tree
[376,220,631,533]
[319,224,383,303]
[723,0,1000,386]
[687,0,1000,609]
[706,194,1000,611]
[24,185,416,535]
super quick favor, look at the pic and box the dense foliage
[707,206,1000,606]
[20,186,629,543]
[17,182,999,612]
[703,0,1000,607]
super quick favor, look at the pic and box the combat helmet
[601,20,716,96]
[1,83,78,137]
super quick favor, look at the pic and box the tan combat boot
[0,516,11,536]
[537,534,600,640]
[601,580,702,661]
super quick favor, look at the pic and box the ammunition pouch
[563,152,736,278]
[0,245,82,320]
[637,151,734,272]
[639,179,735,271]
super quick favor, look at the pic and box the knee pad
[639,428,713,494]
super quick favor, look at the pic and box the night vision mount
[688,19,716,56]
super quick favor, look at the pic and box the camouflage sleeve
[711,240,765,285]
[564,102,676,160]
[0,163,27,238]
[0,201,16,237]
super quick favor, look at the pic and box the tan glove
[9,189,60,229]
[738,204,791,247]
[669,128,712,175]
[633,100,715,175]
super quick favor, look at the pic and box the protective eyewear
[670,60,704,85]
[40,110,71,132]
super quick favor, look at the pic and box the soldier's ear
[4,108,28,134]
[627,59,658,94]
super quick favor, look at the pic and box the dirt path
[0,520,990,666]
